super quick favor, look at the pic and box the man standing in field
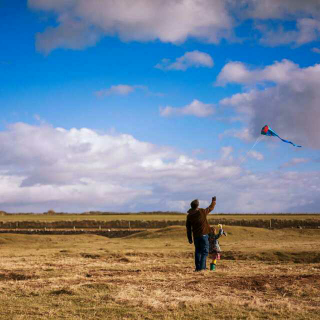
[186,197,216,271]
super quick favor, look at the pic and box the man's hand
[212,196,216,201]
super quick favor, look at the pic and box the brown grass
[1,213,319,222]
[0,226,319,319]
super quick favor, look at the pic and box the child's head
[210,226,216,234]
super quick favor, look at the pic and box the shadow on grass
[223,250,320,263]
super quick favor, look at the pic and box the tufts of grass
[0,226,319,319]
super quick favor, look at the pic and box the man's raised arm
[203,196,216,215]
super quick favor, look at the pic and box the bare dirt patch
[50,288,74,295]
[80,253,101,259]
[0,272,37,281]
[219,273,319,293]
[223,250,320,263]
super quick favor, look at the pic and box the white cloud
[95,84,163,97]
[155,50,213,71]
[29,0,233,54]
[0,122,225,212]
[233,1,320,46]
[257,18,320,46]
[28,0,320,53]
[35,20,102,55]
[217,60,320,149]
[96,84,136,96]
[216,59,299,86]
[247,0,320,19]
[0,122,319,213]
[160,99,215,117]
[248,151,264,161]
[312,47,320,53]
[216,61,252,86]
[219,128,254,142]
[280,158,310,169]
[221,146,233,160]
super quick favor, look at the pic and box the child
[208,224,227,270]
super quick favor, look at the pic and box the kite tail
[271,131,302,148]
[277,136,302,148]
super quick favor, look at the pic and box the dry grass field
[0,213,319,222]
[0,226,319,319]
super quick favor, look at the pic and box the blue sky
[1,0,320,213]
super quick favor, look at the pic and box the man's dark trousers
[194,234,209,271]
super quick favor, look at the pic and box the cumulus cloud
[155,50,214,71]
[248,151,264,161]
[219,128,254,142]
[96,84,138,97]
[160,99,215,117]
[35,20,102,55]
[240,0,320,20]
[257,18,320,46]
[221,170,320,213]
[279,158,310,169]
[95,85,164,98]
[216,59,298,86]
[218,59,320,149]
[221,146,233,160]
[29,0,233,54]
[232,0,320,46]
[28,0,320,54]
[0,122,231,212]
[0,122,319,213]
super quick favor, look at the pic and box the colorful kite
[261,125,302,147]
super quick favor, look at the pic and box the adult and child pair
[186,197,227,271]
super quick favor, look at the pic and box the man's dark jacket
[186,199,216,242]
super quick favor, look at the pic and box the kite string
[214,135,265,203]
